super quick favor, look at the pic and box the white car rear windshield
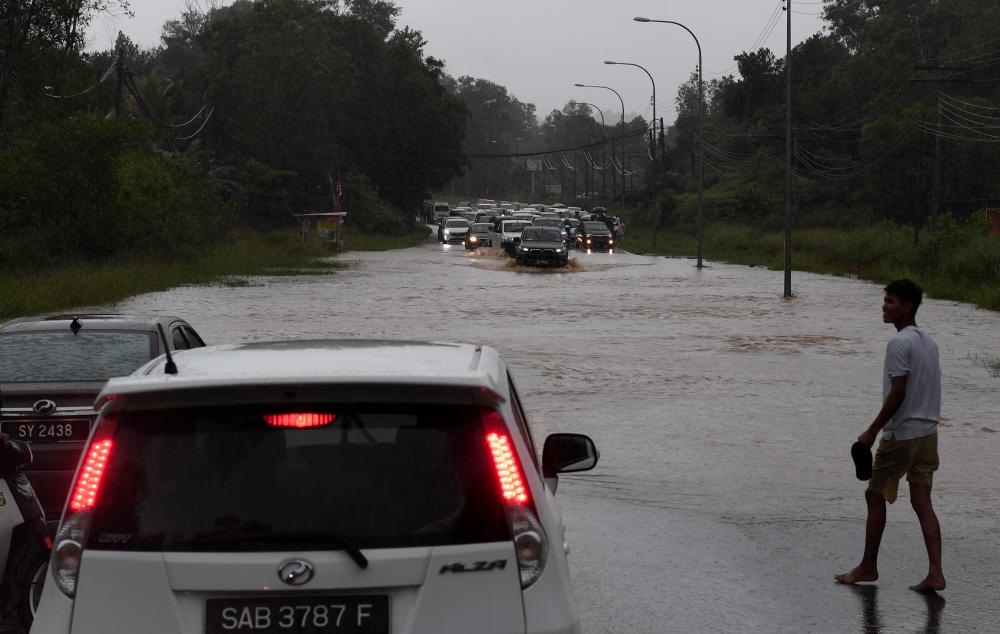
[87,404,511,551]
[0,331,154,382]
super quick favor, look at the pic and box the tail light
[483,410,547,589]
[53,413,119,598]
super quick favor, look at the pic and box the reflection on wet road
[101,234,1000,633]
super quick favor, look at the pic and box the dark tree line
[647,0,1000,231]
[0,0,467,270]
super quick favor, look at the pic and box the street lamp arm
[633,18,702,62]
[605,61,657,147]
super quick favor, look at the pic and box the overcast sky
[89,0,829,123]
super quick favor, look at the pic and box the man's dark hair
[885,279,923,315]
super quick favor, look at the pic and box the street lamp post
[604,60,656,159]
[634,16,704,269]
[575,82,626,211]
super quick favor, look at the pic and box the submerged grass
[626,219,1000,312]
[0,230,338,320]
[339,224,430,251]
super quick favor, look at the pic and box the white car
[33,341,598,634]
[438,218,470,244]
[487,220,531,255]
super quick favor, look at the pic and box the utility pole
[783,0,793,298]
[114,34,124,120]
[931,92,942,230]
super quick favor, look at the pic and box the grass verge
[0,230,337,320]
[339,224,430,252]
[625,219,1000,312]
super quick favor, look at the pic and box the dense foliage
[0,0,465,271]
[647,0,1000,232]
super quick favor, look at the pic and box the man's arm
[859,374,907,446]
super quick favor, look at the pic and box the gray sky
[90,0,828,123]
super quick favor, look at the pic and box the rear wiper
[183,531,369,569]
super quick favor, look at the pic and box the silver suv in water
[33,340,598,634]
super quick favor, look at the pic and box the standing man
[835,279,945,593]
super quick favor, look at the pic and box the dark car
[575,220,615,251]
[515,227,569,267]
[0,314,205,521]
[532,217,570,246]
[464,222,492,250]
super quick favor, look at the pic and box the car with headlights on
[574,221,614,251]
[438,218,470,244]
[32,340,599,634]
[464,223,492,250]
[515,228,569,267]
[0,314,204,523]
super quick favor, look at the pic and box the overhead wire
[707,0,784,76]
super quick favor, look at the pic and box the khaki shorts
[867,434,939,503]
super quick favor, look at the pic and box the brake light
[69,439,114,511]
[264,413,336,428]
[482,410,546,588]
[486,432,529,504]
[56,412,119,598]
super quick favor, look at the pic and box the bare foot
[909,574,946,593]
[834,566,878,584]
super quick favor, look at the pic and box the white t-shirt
[882,325,941,440]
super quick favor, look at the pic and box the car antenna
[70,316,81,335]
[155,324,178,375]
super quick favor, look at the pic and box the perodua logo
[32,399,57,415]
[278,559,314,586]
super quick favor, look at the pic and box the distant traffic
[426,199,626,267]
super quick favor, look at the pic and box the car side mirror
[542,433,599,479]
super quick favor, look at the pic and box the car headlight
[586,238,592,244]
[555,248,563,253]
[521,247,529,252]
[470,236,478,242]
[609,239,614,244]
[443,231,450,238]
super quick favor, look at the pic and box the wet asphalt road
[98,231,1000,633]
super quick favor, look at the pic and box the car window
[88,403,511,552]
[183,326,206,348]
[0,331,155,382]
[171,327,190,350]
[522,228,561,242]
[445,219,468,228]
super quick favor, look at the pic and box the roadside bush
[0,115,228,269]
[115,152,220,255]
[234,160,301,229]
[342,172,408,235]
[0,116,144,268]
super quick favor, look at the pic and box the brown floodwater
[96,235,1000,632]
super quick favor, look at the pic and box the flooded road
[99,233,1000,633]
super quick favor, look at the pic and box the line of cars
[435,201,617,268]
[1,313,600,633]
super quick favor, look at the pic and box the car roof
[101,340,507,398]
[0,313,185,333]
